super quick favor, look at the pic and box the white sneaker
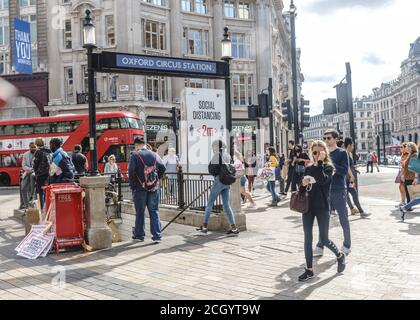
[247,203,256,209]
[313,246,324,257]
[341,246,351,256]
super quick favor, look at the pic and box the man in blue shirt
[129,138,166,243]
[314,129,352,256]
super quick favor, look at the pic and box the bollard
[177,166,185,209]
[117,169,123,202]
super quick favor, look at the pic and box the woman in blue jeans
[266,147,280,207]
[196,140,239,235]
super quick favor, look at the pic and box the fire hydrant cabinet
[44,184,85,254]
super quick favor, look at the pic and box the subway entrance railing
[116,168,223,213]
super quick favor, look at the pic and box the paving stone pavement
[1,173,420,300]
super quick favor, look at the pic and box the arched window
[415,133,419,145]
[409,134,413,142]
[0,96,40,119]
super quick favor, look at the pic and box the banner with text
[14,18,32,74]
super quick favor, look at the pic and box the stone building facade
[43,0,298,155]
[372,37,420,147]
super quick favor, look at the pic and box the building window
[64,67,74,103]
[232,74,253,106]
[63,20,72,49]
[0,17,9,46]
[20,15,37,43]
[105,15,115,46]
[183,27,208,56]
[184,78,209,88]
[144,20,165,50]
[145,76,166,102]
[19,0,35,7]
[0,52,9,74]
[0,0,8,10]
[181,0,207,14]
[238,1,250,19]
[231,33,250,59]
[224,1,236,18]
[224,0,251,19]
[143,0,165,5]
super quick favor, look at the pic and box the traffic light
[258,93,269,117]
[301,99,310,128]
[247,104,260,119]
[281,99,292,130]
[168,107,179,131]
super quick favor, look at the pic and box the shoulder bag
[290,184,312,214]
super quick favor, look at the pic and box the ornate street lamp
[221,27,233,159]
[83,9,99,176]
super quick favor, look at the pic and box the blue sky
[295,0,420,115]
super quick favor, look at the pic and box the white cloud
[295,0,420,115]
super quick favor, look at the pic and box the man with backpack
[129,138,166,243]
[196,140,239,235]
[49,138,75,184]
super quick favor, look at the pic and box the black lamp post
[221,27,233,159]
[289,1,300,145]
[83,9,99,176]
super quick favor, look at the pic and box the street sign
[96,52,229,79]
[13,18,32,75]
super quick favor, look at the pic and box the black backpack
[218,154,236,185]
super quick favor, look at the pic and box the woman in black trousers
[298,140,346,281]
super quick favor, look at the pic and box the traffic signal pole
[290,2,300,144]
[268,78,274,146]
[346,62,356,160]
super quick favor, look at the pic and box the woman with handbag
[292,145,310,192]
[400,142,418,207]
[297,140,346,281]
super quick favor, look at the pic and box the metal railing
[117,167,223,213]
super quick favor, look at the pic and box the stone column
[80,176,112,250]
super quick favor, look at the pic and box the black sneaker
[337,253,346,273]
[226,228,239,236]
[268,202,278,207]
[280,192,287,196]
[132,237,144,242]
[196,226,208,234]
[298,269,314,282]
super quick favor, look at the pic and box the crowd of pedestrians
[17,129,383,280]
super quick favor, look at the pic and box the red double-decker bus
[0,111,144,186]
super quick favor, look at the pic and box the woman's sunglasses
[312,151,318,155]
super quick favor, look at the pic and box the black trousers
[404,179,414,203]
[366,161,373,173]
[303,208,341,269]
[285,167,295,192]
[347,187,364,213]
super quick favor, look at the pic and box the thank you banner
[14,18,32,74]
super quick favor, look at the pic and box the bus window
[15,124,34,135]
[96,118,110,132]
[119,118,129,129]
[100,145,128,163]
[126,117,143,130]
[110,118,120,129]
[34,123,50,134]
[0,154,20,167]
[0,125,15,136]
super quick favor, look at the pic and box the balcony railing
[77,92,101,104]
